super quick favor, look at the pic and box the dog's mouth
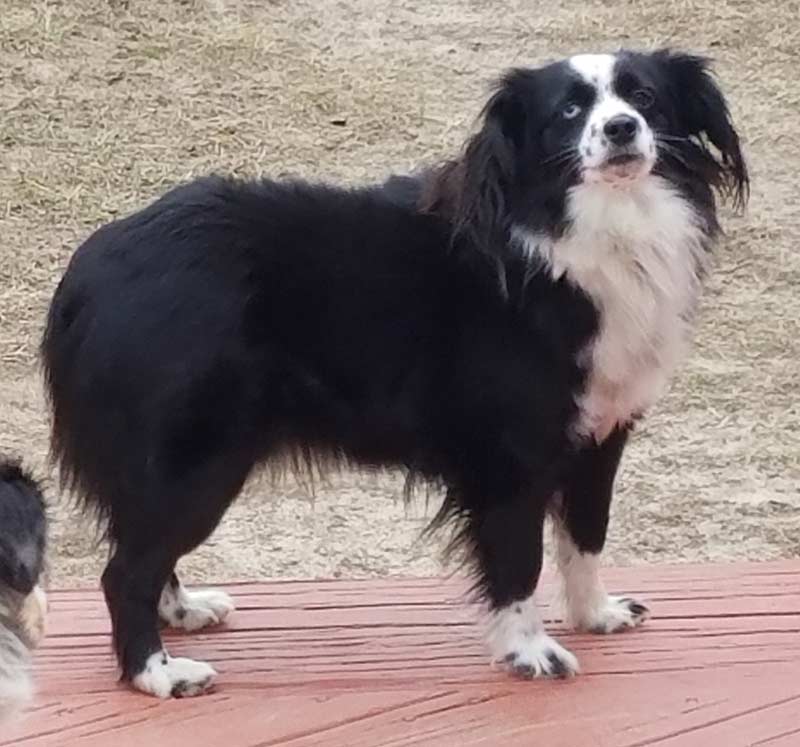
[589,151,651,183]
[603,153,643,167]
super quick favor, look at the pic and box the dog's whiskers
[654,133,691,143]
[656,139,692,169]
[541,147,579,166]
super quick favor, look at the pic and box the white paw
[500,633,580,679]
[577,595,650,634]
[486,595,580,679]
[132,652,217,698]
[159,587,235,632]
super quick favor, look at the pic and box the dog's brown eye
[631,88,655,109]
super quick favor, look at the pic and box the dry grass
[0,0,798,587]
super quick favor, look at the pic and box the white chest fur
[515,176,709,442]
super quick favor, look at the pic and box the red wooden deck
[4,561,799,746]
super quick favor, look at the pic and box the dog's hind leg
[102,453,253,698]
[158,573,235,633]
[102,543,215,699]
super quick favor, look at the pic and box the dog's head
[424,50,749,253]
[0,460,47,596]
[0,460,46,723]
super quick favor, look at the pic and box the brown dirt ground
[1,0,798,589]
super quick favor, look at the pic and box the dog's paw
[500,633,580,679]
[132,652,217,699]
[578,595,650,634]
[159,587,235,632]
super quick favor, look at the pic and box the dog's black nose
[603,115,639,146]
[6,560,36,594]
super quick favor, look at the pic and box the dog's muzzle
[18,586,47,649]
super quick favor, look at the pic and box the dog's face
[434,49,748,248]
[0,463,46,595]
[511,50,748,192]
[566,54,658,184]
[513,54,660,189]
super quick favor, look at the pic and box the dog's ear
[660,51,749,209]
[423,73,528,256]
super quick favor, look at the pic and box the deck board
[4,561,799,746]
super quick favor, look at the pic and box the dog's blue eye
[563,103,582,120]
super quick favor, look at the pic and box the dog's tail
[40,239,141,542]
[40,269,113,533]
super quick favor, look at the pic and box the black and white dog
[0,459,48,721]
[42,49,747,698]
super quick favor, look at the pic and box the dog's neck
[513,175,711,442]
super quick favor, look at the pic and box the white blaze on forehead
[568,53,617,91]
